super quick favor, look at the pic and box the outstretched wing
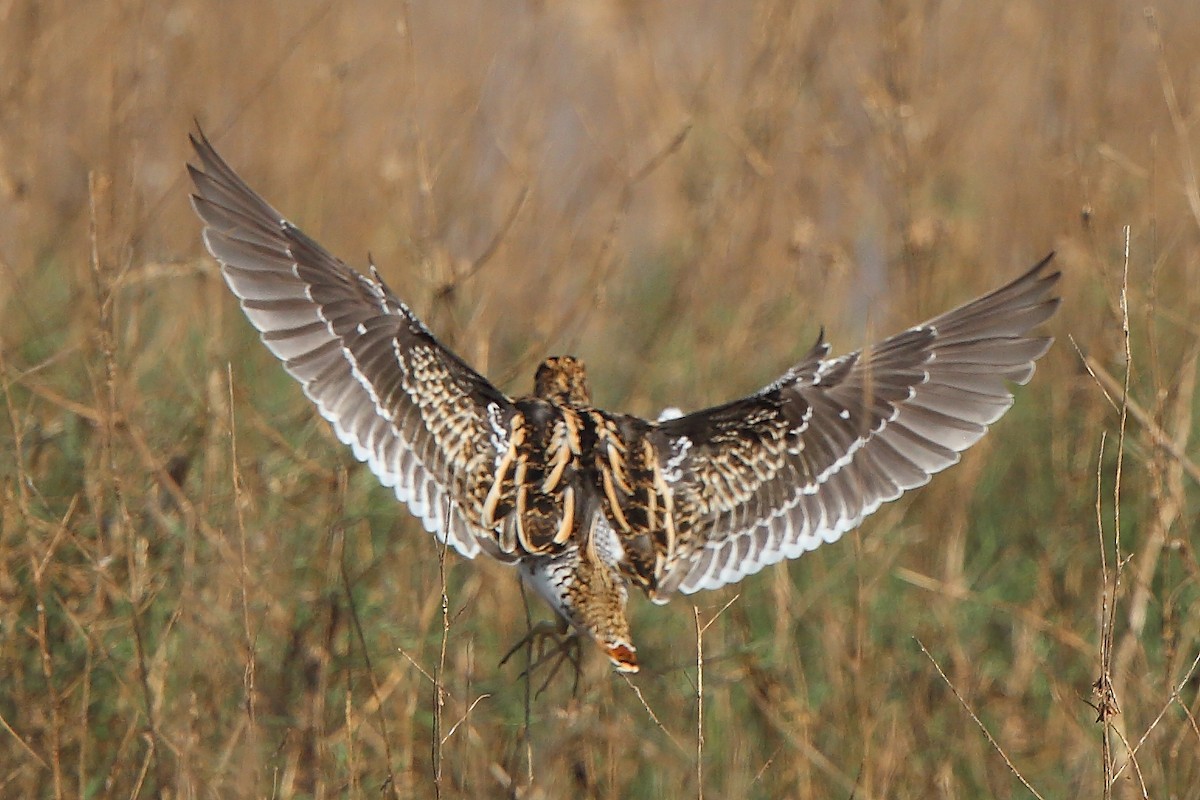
[653,256,1060,596]
[188,129,517,558]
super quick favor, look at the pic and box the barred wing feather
[656,256,1060,595]
[188,131,516,559]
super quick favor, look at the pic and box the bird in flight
[188,129,1060,675]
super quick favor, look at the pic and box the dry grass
[2,1,1199,797]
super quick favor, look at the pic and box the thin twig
[396,647,438,686]
[1109,722,1151,798]
[1092,431,1116,797]
[497,122,692,386]
[344,684,359,798]
[228,365,260,798]
[1106,228,1134,788]
[915,639,1045,799]
[749,746,781,787]
[432,507,453,799]
[29,501,77,797]
[742,674,877,798]
[0,346,32,513]
[518,579,535,788]
[441,694,491,746]
[1073,347,1200,487]
[136,0,338,249]
[1113,645,1200,783]
[451,185,530,288]
[89,169,164,793]
[698,595,741,635]
[1145,8,1200,228]
[694,607,704,800]
[619,675,688,757]
[340,551,402,798]
[1069,335,1118,412]
[0,708,47,769]
[692,594,737,800]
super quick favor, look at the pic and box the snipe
[188,129,1060,675]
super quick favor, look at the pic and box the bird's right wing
[651,256,1061,597]
[188,129,518,559]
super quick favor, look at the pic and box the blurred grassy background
[1,1,1198,797]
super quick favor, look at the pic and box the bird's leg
[499,618,566,667]
[531,632,581,698]
[499,617,582,696]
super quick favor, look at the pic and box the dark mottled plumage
[188,129,1060,674]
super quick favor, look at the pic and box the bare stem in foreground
[916,638,1045,800]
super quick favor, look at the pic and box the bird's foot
[499,619,582,696]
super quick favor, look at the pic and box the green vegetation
[1,2,1198,797]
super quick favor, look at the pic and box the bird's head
[534,356,592,406]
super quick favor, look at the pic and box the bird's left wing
[651,257,1060,597]
[188,129,517,558]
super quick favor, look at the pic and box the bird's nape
[534,356,592,405]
